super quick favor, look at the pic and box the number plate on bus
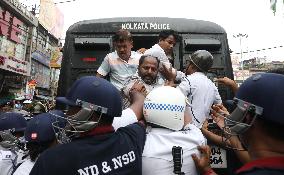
[210,146,227,168]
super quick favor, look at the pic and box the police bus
[57,17,237,173]
[58,17,234,100]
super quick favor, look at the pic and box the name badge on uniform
[1,151,12,160]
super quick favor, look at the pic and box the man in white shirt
[144,30,178,64]
[142,86,206,175]
[97,29,142,91]
[177,50,222,128]
[144,30,184,80]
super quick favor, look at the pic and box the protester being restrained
[96,29,142,91]
[122,55,166,108]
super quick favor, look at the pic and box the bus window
[72,37,111,69]
[184,38,221,52]
[132,35,157,51]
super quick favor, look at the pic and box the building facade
[28,23,61,100]
[1,0,62,103]
[0,0,38,103]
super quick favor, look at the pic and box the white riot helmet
[143,86,186,131]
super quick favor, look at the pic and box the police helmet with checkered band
[143,86,186,131]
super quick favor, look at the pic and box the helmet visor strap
[189,58,206,72]
[221,133,247,151]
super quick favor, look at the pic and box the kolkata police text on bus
[121,22,170,30]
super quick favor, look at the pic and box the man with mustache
[122,55,165,108]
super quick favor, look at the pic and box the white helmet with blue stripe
[143,86,186,131]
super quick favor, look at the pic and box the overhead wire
[233,45,284,54]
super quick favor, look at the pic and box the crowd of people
[0,98,55,116]
[0,29,283,175]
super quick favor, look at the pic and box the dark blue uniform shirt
[30,122,146,175]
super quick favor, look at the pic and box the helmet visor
[224,98,263,135]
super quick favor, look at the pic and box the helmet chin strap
[189,58,206,73]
